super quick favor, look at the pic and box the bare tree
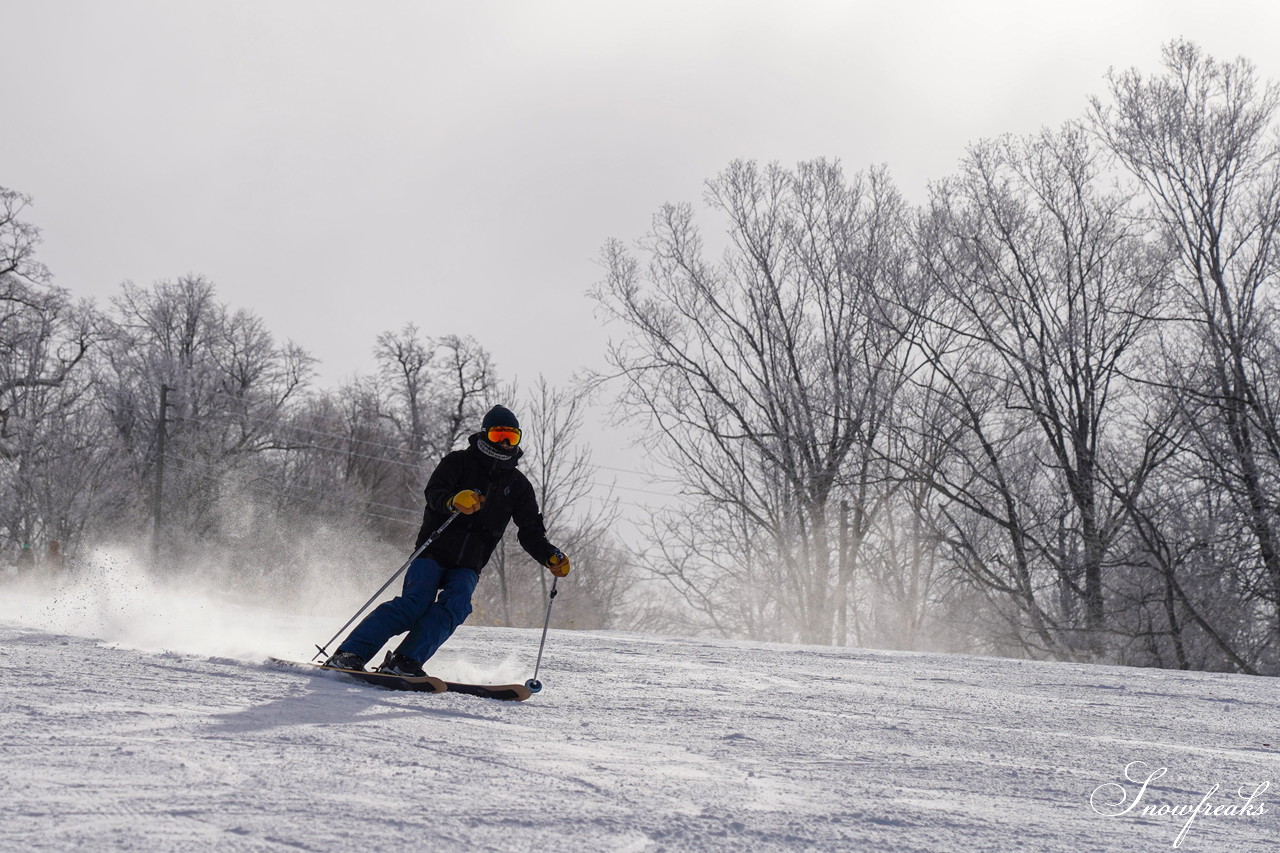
[595,159,916,644]
[906,124,1169,655]
[0,188,87,406]
[0,290,111,563]
[97,276,313,564]
[0,188,109,564]
[0,187,50,286]
[1094,39,1280,663]
[371,326,495,520]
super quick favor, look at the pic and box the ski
[268,657,445,692]
[267,658,532,701]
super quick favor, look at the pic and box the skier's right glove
[450,490,484,514]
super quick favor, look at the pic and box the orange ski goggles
[486,425,522,446]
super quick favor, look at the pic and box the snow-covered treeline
[4,41,1280,674]
[594,41,1280,673]
[0,264,629,632]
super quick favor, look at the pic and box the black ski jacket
[413,433,557,573]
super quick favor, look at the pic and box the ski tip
[442,681,534,701]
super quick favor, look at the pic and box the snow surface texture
[1,563,1277,852]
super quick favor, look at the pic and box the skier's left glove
[547,551,571,577]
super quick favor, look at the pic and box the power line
[180,408,684,496]
[204,391,424,454]
[170,390,689,514]
[202,407,655,482]
[165,452,691,533]
[165,450,420,516]
[163,445,684,522]
[203,388,673,480]
[161,451,421,526]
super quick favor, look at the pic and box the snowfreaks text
[1090,760,1270,848]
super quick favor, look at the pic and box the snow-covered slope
[1,573,1276,852]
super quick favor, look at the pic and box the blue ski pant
[339,556,480,665]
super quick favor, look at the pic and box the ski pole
[311,511,460,661]
[524,576,559,693]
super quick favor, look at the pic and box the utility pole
[837,499,850,646]
[151,384,170,570]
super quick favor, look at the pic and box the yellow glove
[547,552,571,577]
[450,490,484,514]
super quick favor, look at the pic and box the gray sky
[4,0,1280,513]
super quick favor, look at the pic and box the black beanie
[482,405,520,431]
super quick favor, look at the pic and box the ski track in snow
[1,580,1277,852]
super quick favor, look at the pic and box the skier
[323,405,571,676]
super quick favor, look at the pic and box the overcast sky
[4,0,1280,512]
